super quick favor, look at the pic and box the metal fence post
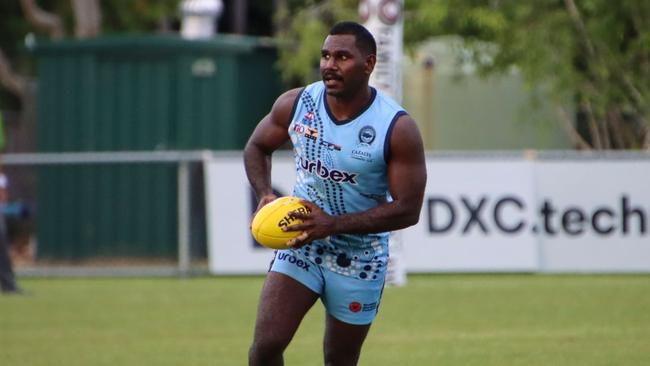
[178,161,191,276]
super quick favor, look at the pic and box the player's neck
[326,86,373,122]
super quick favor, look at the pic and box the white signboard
[536,161,650,272]
[205,153,296,274]
[205,154,650,274]
[403,160,539,272]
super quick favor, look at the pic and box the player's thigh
[321,269,385,325]
[323,313,371,365]
[252,271,319,344]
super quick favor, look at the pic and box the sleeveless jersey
[288,81,407,281]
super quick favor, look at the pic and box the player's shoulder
[387,112,423,159]
[273,87,304,111]
[268,87,304,127]
[272,82,325,123]
[373,88,406,113]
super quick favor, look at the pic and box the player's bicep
[247,88,302,153]
[387,115,427,210]
[248,112,289,153]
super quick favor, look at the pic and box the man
[0,112,21,295]
[0,171,21,294]
[244,21,426,365]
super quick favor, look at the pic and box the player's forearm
[331,201,420,235]
[243,143,273,199]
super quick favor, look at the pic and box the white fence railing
[4,150,650,276]
[3,150,216,276]
[205,150,650,274]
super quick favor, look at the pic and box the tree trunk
[0,50,26,101]
[232,0,248,34]
[19,0,64,39]
[556,106,592,150]
[72,0,102,38]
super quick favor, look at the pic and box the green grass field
[2,274,650,365]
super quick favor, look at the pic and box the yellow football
[251,196,311,249]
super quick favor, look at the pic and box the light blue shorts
[269,249,386,325]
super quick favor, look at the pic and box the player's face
[320,34,373,98]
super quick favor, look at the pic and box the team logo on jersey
[298,157,358,184]
[358,126,376,145]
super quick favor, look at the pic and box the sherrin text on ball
[251,196,311,249]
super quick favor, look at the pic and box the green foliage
[3,1,648,147]
[275,0,358,86]
[406,0,650,148]
[1,0,179,42]
[0,0,181,110]
[0,1,44,73]
[274,0,650,148]
[101,0,179,34]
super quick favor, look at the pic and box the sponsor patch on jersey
[298,157,358,184]
[302,111,314,125]
[276,251,310,271]
[362,302,378,312]
[349,302,362,313]
[293,123,306,134]
[305,127,319,141]
[348,301,377,313]
[351,149,373,162]
[320,139,342,151]
[293,123,319,141]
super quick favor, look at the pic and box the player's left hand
[249,193,279,229]
[283,200,336,248]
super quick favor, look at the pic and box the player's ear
[365,54,376,75]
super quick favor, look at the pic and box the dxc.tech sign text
[427,194,648,237]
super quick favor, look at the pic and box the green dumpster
[33,35,283,260]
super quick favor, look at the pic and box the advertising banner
[536,161,650,272]
[205,153,295,274]
[403,160,539,272]
[205,154,650,274]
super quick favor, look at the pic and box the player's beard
[323,73,344,97]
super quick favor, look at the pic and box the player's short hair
[329,21,376,57]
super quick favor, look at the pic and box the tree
[273,0,358,85]
[274,0,650,149]
[0,0,95,107]
[0,0,178,112]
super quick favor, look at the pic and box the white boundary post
[360,0,407,286]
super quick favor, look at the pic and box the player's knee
[248,335,289,363]
[324,345,361,366]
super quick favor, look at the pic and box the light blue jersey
[286,81,406,281]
